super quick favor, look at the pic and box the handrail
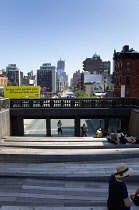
[9,98,139,109]
[0,98,10,111]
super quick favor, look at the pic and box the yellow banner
[4,86,40,98]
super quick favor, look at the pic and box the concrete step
[0,160,139,181]
[0,136,139,163]
[1,207,139,210]
[0,178,138,209]
[0,137,139,209]
[1,141,139,149]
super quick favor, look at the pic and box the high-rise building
[83,53,110,75]
[57,58,65,76]
[113,45,139,97]
[57,59,68,91]
[6,64,23,85]
[37,63,56,96]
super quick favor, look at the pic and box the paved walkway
[0,136,139,209]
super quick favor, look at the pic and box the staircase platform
[0,136,139,163]
[0,136,139,209]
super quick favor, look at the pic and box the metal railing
[10,98,139,109]
[0,98,10,111]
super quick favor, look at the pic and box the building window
[119,63,122,71]
[125,89,130,97]
[126,62,131,71]
[126,76,130,85]
[119,76,121,85]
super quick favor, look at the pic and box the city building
[57,58,65,76]
[57,59,68,91]
[72,70,82,86]
[6,64,23,86]
[0,70,8,86]
[37,63,56,97]
[23,70,37,86]
[83,73,114,97]
[0,70,8,96]
[113,45,139,97]
[83,53,110,75]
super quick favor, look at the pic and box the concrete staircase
[0,136,139,209]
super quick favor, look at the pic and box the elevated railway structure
[10,98,139,136]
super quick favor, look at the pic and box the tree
[7,80,18,86]
[12,81,18,86]
[75,89,90,98]
[7,80,12,86]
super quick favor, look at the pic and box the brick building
[83,53,110,75]
[113,45,139,97]
[0,70,8,86]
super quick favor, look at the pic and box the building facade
[37,63,56,97]
[6,64,23,86]
[0,70,8,86]
[23,70,37,86]
[83,53,110,75]
[113,45,139,97]
[57,59,68,91]
[57,59,65,76]
[72,70,82,86]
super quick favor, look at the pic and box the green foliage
[7,80,18,86]
[75,89,90,98]
[62,87,68,92]
[7,80,12,86]
[110,86,114,91]
[12,81,18,86]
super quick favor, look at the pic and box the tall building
[37,63,56,96]
[6,64,23,86]
[72,70,82,86]
[57,58,65,76]
[57,59,68,91]
[83,53,110,75]
[113,45,139,97]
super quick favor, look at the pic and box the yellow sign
[4,86,40,98]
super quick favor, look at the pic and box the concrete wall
[0,109,10,139]
[128,109,139,136]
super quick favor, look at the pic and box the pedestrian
[130,186,139,206]
[81,123,88,137]
[57,120,63,136]
[107,163,133,210]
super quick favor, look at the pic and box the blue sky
[0,0,139,81]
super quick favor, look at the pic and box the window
[104,63,110,68]
[126,62,131,71]
[126,76,130,85]
[119,76,121,85]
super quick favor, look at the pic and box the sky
[0,0,139,81]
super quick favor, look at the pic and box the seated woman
[96,128,103,138]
